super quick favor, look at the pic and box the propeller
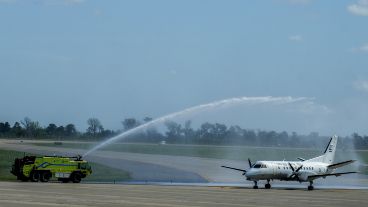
[221,158,253,176]
[221,166,247,175]
[288,162,303,181]
[243,158,254,175]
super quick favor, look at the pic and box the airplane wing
[327,160,356,170]
[221,165,247,173]
[308,171,357,179]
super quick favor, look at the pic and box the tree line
[1,117,368,149]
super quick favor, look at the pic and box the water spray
[83,96,309,156]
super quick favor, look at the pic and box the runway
[0,181,367,207]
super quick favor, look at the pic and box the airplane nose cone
[245,169,255,178]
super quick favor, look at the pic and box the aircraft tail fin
[306,135,338,164]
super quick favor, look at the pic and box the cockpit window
[253,164,261,168]
[79,163,87,169]
[79,163,90,170]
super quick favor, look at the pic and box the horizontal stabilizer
[308,171,357,179]
[327,160,356,169]
[221,165,246,173]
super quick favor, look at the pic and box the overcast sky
[1,0,368,136]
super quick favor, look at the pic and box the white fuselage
[245,161,332,182]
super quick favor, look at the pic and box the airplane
[221,135,357,190]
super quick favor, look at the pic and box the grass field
[0,150,28,181]
[0,149,131,182]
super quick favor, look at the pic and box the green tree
[21,117,42,137]
[122,118,140,131]
[87,118,102,137]
[46,123,58,137]
[212,123,227,144]
[0,122,11,136]
[165,121,183,143]
[226,125,243,144]
[183,120,195,143]
[56,126,65,137]
[197,122,213,144]
[243,129,257,145]
[11,122,24,137]
[65,124,77,137]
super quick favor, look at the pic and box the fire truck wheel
[30,171,40,182]
[40,171,51,182]
[71,172,82,183]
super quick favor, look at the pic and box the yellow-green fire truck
[11,155,92,183]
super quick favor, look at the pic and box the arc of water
[83,96,309,156]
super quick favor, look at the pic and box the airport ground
[0,181,368,207]
[1,139,368,206]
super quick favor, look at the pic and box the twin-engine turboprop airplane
[222,135,357,190]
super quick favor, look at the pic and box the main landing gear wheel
[253,181,258,189]
[308,181,314,191]
[265,179,271,189]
